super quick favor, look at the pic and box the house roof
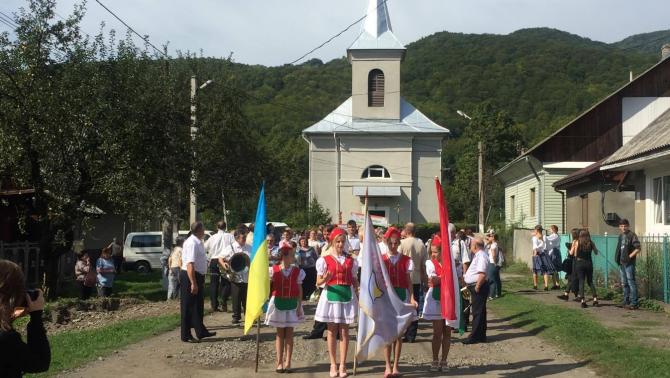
[496,55,670,178]
[348,0,405,51]
[601,108,670,169]
[553,160,605,189]
[301,97,449,135]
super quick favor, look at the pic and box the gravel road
[58,303,598,377]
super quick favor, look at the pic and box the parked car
[124,230,213,273]
[123,232,163,273]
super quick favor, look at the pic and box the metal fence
[0,241,42,285]
[555,233,670,303]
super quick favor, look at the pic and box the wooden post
[255,317,261,373]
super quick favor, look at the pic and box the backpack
[496,246,505,267]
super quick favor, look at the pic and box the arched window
[368,69,385,107]
[361,165,391,179]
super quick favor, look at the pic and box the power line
[288,0,390,65]
[93,0,167,57]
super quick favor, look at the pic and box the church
[302,0,450,225]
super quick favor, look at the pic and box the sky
[1,0,669,66]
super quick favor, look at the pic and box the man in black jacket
[614,219,641,310]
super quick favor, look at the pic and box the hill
[612,29,670,55]
[190,27,662,222]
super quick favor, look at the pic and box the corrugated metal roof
[602,108,670,166]
[348,0,405,50]
[301,97,450,135]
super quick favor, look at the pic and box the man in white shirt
[204,221,234,312]
[180,222,216,342]
[222,229,252,324]
[346,220,361,257]
[399,222,427,343]
[463,237,489,344]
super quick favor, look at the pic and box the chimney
[662,44,670,61]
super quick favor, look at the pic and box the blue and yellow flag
[244,183,270,334]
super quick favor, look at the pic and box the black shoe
[232,319,241,325]
[402,336,415,343]
[544,287,549,292]
[198,331,217,339]
[302,333,323,340]
[581,302,587,308]
[533,286,538,290]
[557,294,568,301]
[461,338,479,345]
[182,337,199,343]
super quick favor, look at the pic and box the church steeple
[349,0,405,51]
[348,0,405,120]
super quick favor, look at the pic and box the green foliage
[284,197,332,229]
[611,30,670,55]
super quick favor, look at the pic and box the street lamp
[189,76,214,225]
[456,109,484,234]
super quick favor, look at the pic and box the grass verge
[491,268,670,378]
[28,313,180,377]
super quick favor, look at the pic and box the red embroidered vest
[324,255,354,286]
[383,254,411,289]
[271,265,300,298]
[430,259,442,287]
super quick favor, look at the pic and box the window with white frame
[652,176,670,225]
[361,165,391,179]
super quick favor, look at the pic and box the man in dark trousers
[615,219,641,310]
[462,237,489,344]
[204,220,234,312]
[180,222,216,342]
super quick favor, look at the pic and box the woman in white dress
[423,234,451,372]
[381,227,417,378]
[265,242,305,373]
[315,227,359,378]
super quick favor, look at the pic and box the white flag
[356,212,415,362]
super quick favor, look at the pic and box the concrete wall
[565,183,635,235]
[350,50,402,120]
[512,228,534,268]
[622,97,670,145]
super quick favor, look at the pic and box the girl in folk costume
[531,225,554,291]
[382,227,418,378]
[423,234,451,372]
[265,242,305,373]
[315,227,359,378]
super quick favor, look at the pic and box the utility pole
[190,76,198,225]
[478,141,485,234]
[189,76,214,225]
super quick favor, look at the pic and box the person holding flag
[265,242,305,373]
[422,234,452,372]
[315,227,359,378]
[244,184,270,336]
[381,227,417,378]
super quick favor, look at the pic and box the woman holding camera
[0,260,51,377]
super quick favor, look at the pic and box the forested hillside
[208,27,663,223]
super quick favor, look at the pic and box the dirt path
[57,303,597,378]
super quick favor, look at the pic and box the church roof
[348,0,405,51]
[302,97,450,135]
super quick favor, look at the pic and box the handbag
[84,270,97,287]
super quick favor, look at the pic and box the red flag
[435,178,457,321]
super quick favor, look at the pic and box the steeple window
[368,69,385,107]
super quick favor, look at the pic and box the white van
[123,232,164,273]
[124,231,214,273]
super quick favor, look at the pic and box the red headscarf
[384,226,401,240]
[431,234,442,247]
[329,227,346,242]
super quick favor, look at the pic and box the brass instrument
[223,252,250,282]
[461,286,472,312]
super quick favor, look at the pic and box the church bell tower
[347,0,406,120]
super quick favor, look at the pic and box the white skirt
[314,285,358,324]
[264,296,305,328]
[422,287,442,321]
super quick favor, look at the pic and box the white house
[302,0,449,225]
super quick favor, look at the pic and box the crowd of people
[535,218,641,310]
[168,219,503,376]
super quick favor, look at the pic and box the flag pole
[255,317,261,373]
[354,189,368,376]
